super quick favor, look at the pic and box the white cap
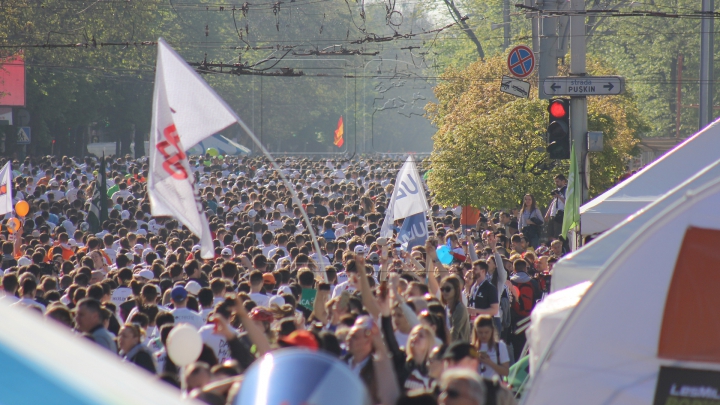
[268,180,276,186]
[353,245,368,255]
[134,244,144,252]
[221,247,233,256]
[121,210,131,220]
[248,209,258,218]
[278,285,293,295]
[185,280,202,296]
[269,295,285,307]
[18,256,32,266]
[138,269,154,280]
[276,203,285,213]
[142,248,154,259]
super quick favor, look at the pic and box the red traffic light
[549,100,567,118]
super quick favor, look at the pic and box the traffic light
[546,98,570,159]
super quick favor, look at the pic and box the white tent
[524,174,720,405]
[187,134,251,156]
[579,117,720,236]
[525,281,591,376]
[0,302,200,405]
[552,157,720,292]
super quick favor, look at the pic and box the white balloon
[166,324,202,367]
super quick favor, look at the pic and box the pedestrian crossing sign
[17,127,31,144]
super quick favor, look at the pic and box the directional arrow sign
[542,76,625,97]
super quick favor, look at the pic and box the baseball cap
[366,252,380,262]
[269,295,285,307]
[171,285,188,302]
[278,285,293,295]
[185,280,202,296]
[263,273,276,285]
[442,342,479,362]
[138,269,154,280]
[278,330,319,351]
[221,247,233,256]
[248,209,258,218]
[353,245,367,255]
[191,245,202,253]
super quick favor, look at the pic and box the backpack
[511,280,537,318]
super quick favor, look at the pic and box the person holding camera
[544,174,568,240]
[518,194,544,248]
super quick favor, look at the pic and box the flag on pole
[88,155,109,233]
[148,38,237,258]
[333,116,344,148]
[397,212,428,251]
[562,144,580,238]
[390,156,430,220]
[0,161,13,216]
[380,200,395,238]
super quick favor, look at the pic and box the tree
[425,54,646,210]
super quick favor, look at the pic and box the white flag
[389,156,429,220]
[380,199,395,238]
[148,38,236,258]
[153,38,238,151]
[0,161,12,216]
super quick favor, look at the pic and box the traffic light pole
[569,0,589,203]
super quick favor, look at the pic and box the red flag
[333,116,344,148]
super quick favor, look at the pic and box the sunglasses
[441,286,453,293]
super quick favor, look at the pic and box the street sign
[500,75,531,98]
[507,45,535,78]
[542,76,625,97]
[17,127,30,144]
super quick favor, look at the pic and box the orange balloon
[6,218,20,234]
[15,200,29,217]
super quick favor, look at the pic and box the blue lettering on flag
[397,212,428,251]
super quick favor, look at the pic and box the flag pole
[233,117,328,282]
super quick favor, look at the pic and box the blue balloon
[436,245,454,265]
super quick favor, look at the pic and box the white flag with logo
[148,38,237,258]
[0,161,12,216]
[390,156,429,220]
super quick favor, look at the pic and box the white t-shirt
[155,348,167,374]
[12,297,46,313]
[332,281,356,298]
[111,286,133,306]
[478,341,510,379]
[199,324,235,363]
[171,307,205,330]
[249,292,271,308]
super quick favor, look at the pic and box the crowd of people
[0,153,567,405]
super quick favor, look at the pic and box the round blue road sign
[507,45,535,78]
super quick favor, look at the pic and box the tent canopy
[0,303,199,405]
[579,117,720,235]
[187,134,251,156]
[553,157,720,292]
[524,174,720,405]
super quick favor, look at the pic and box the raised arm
[356,254,381,319]
[234,296,272,356]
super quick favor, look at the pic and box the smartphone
[318,283,331,292]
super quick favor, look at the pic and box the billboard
[0,52,25,107]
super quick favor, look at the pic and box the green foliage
[426,54,645,209]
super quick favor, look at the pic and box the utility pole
[569,0,589,203]
[537,0,559,100]
[699,0,714,129]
